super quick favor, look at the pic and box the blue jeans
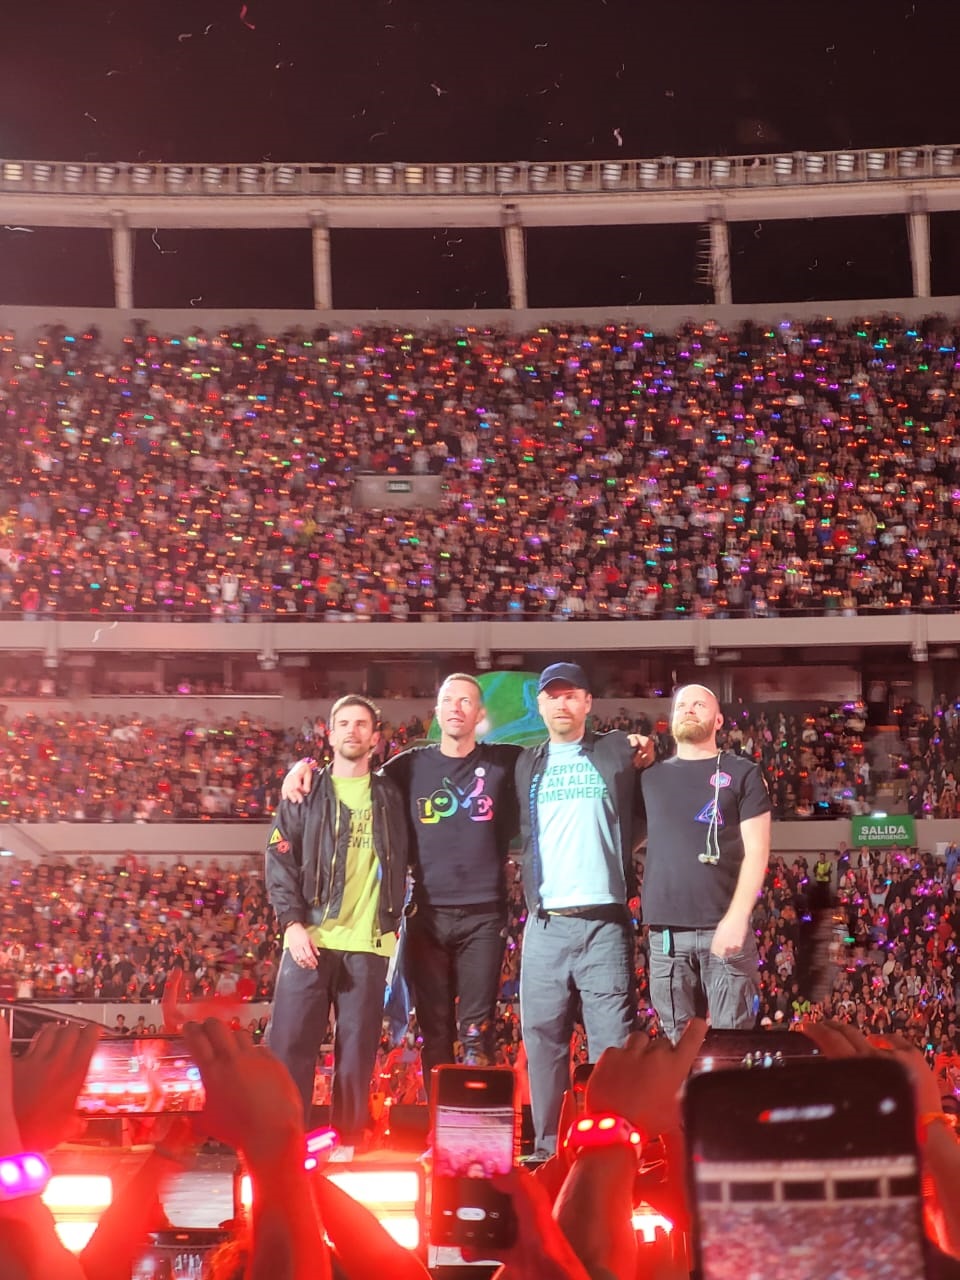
[266,947,388,1141]
[647,926,759,1044]
[520,912,635,1153]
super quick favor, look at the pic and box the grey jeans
[519,912,635,1153]
[648,925,759,1044]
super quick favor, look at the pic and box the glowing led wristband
[304,1125,340,1170]
[563,1113,643,1160]
[0,1153,51,1200]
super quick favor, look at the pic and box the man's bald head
[672,685,723,747]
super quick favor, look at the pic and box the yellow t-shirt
[307,773,396,958]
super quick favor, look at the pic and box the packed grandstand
[0,315,958,621]
[1,307,959,1098]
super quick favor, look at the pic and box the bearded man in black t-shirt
[283,674,519,1081]
[640,685,771,1043]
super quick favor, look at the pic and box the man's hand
[585,1020,707,1139]
[183,1019,304,1166]
[162,964,244,1033]
[285,922,319,970]
[281,759,315,804]
[12,1021,100,1151]
[802,1021,942,1114]
[627,734,655,769]
[462,1169,591,1280]
[709,912,749,958]
[0,1021,87,1280]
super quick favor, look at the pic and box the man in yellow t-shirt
[265,695,408,1159]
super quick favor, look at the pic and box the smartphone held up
[76,1036,204,1116]
[683,1055,931,1280]
[429,1065,518,1253]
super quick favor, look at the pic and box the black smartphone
[77,1036,204,1116]
[430,1065,518,1253]
[690,1026,820,1076]
[683,1057,930,1280]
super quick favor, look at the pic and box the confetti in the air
[91,621,119,645]
[151,229,178,254]
[613,127,623,147]
[240,5,255,30]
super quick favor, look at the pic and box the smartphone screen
[430,1065,517,1253]
[131,1230,229,1279]
[691,1027,820,1076]
[77,1036,204,1116]
[684,1057,930,1280]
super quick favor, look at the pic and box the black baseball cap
[537,662,591,693]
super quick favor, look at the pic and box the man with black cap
[514,662,652,1159]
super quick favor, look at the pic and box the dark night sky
[1,0,958,309]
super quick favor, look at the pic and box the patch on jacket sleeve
[268,827,290,855]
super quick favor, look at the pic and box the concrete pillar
[311,215,333,310]
[502,209,527,311]
[907,206,931,298]
[709,216,732,305]
[913,662,934,709]
[110,213,134,310]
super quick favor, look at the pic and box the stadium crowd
[13,688,960,824]
[0,698,887,822]
[4,312,960,1276]
[2,834,958,1083]
[0,314,959,621]
[0,707,428,822]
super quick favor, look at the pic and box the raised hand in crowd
[0,1016,87,1280]
[803,1019,960,1260]
[553,1020,707,1280]
[162,964,244,1033]
[462,1167,592,1280]
[310,1172,430,1280]
[182,1017,331,1280]
[12,1020,99,1151]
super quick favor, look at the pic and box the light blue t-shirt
[537,740,626,908]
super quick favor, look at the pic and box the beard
[673,718,714,744]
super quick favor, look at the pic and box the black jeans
[405,903,505,1085]
[266,946,388,1141]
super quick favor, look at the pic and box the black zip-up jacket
[265,766,408,941]
[515,729,639,915]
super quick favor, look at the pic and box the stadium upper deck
[2,141,960,306]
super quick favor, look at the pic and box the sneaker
[327,1145,355,1163]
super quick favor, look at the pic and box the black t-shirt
[639,751,771,929]
[383,742,521,908]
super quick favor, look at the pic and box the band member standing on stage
[640,684,771,1043]
[266,694,407,1160]
[282,674,520,1084]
